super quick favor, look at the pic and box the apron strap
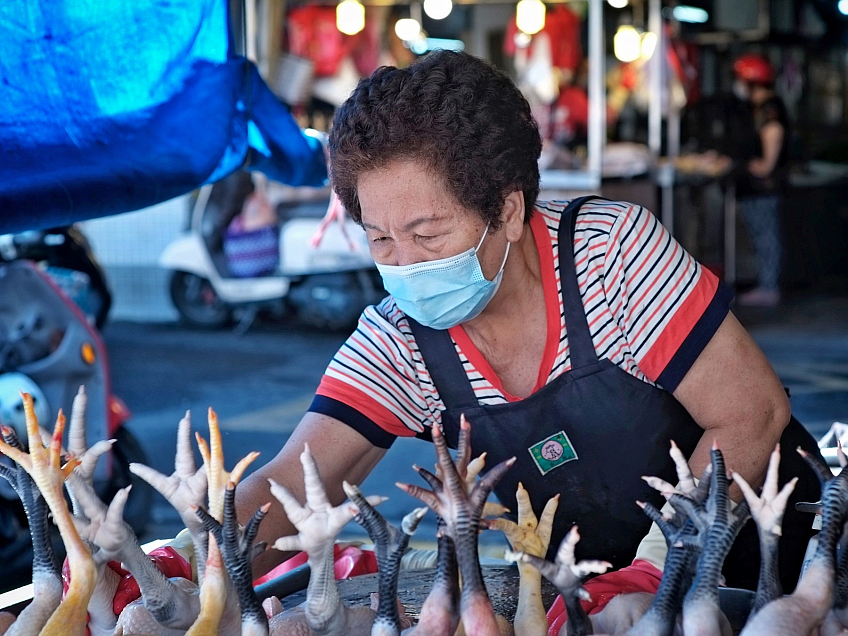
[407,318,480,411]
[558,196,605,368]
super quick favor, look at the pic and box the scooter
[159,171,384,331]
[0,260,151,593]
[0,226,112,330]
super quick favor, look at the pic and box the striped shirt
[309,199,731,448]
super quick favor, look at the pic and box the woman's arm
[673,312,790,500]
[747,121,785,178]
[236,412,387,577]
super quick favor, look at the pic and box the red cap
[734,54,774,85]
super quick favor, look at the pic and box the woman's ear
[501,191,526,243]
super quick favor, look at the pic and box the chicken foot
[398,421,515,636]
[668,443,749,636]
[344,481,426,636]
[130,412,208,580]
[490,484,559,636]
[0,395,95,636]
[270,443,385,635]
[740,449,848,636]
[70,472,202,633]
[0,427,62,636]
[186,411,258,636]
[732,444,798,616]
[610,440,713,636]
[65,386,116,519]
[507,526,611,636]
[196,482,270,636]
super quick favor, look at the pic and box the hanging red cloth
[287,6,351,77]
[504,5,582,75]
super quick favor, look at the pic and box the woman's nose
[392,241,430,267]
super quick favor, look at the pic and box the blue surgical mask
[375,223,510,330]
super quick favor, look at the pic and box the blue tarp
[0,1,328,232]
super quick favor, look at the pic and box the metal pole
[587,0,605,190]
[724,181,736,286]
[648,0,661,157]
[245,0,258,63]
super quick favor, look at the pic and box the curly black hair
[329,50,542,229]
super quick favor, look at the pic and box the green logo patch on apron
[528,430,578,475]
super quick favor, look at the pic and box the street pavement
[103,299,848,554]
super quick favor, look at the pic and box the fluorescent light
[672,5,709,23]
[410,37,466,54]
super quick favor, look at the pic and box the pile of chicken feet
[1,390,848,636]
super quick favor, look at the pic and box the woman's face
[357,159,512,280]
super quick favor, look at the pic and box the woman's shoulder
[535,198,645,236]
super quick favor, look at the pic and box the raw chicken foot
[0,427,62,636]
[130,411,208,579]
[741,449,848,635]
[0,395,95,636]
[668,443,749,636]
[490,484,559,636]
[399,421,515,636]
[196,482,270,636]
[186,411,258,636]
[506,526,611,636]
[71,472,202,633]
[65,386,116,519]
[732,444,798,615]
[344,481,426,635]
[270,443,385,635]
[610,440,713,636]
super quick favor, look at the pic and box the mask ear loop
[474,222,492,252]
[475,221,511,279]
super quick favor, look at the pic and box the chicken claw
[0,394,94,636]
[506,526,611,636]
[196,482,270,636]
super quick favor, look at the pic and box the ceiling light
[395,18,422,41]
[672,5,709,23]
[516,0,546,35]
[640,31,658,60]
[607,0,629,8]
[424,0,453,20]
[336,0,365,36]
[614,25,641,63]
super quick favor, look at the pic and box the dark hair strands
[329,50,542,230]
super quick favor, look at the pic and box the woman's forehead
[357,160,474,229]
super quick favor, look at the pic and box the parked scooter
[0,261,151,593]
[159,171,384,331]
[0,226,112,330]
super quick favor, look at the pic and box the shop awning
[0,0,327,233]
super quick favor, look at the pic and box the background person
[733,53,792,307]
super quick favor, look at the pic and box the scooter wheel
[169,271,231,329]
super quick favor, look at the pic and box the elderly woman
[237,51,819,627]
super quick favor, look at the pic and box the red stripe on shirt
[316,376,417,437]
[637,269,719,382]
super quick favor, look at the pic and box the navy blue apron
[408,196,821,590]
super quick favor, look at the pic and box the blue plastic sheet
[0,1,327,232]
